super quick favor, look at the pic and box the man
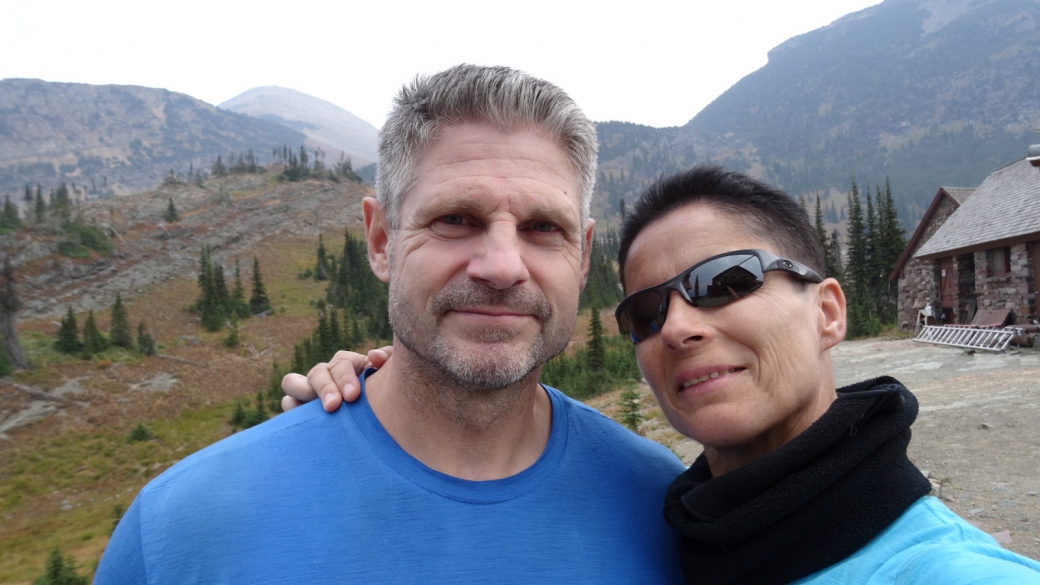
[95,65,685,583]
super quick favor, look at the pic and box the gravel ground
[653,337,1040,560]
[831,337,1040,560]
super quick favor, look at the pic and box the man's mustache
[431,283,552,323]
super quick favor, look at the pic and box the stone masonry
[897,197,959,326]
[972,243,1036,322]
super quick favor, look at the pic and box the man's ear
[578,219,595,291]
[817,277,846,350]
[363,197,390,282]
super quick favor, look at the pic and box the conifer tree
[164,197,180,223]
[51,183,71,221]
[586,308,607,395]
[223,314,240,348]
[0,259,28,368]
[213,262,231,316]
[617,388,643,433]
[0,337,12,377]
[55,307,81,354]
[231,259,250,319]
[314,235,330,280]
[0,196,21,230]
[136,322,156,356]
[109,292,133,349]
[33,547,88,585]
[249,256,271,315]
[265,361,286,413]
[230,400,246,429]
[814,193,827,253]
[81,310,108,355]
[211,155,226,177]
[34,187,45,224]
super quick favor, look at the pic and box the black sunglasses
[615,249,823,344]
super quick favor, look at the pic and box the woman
[285,166,1040,583]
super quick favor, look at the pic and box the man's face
[366,122,593,389]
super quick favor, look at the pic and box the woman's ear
[817,278,846,350]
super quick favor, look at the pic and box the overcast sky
[1,0,881,129]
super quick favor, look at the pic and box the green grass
[0,401,245,583]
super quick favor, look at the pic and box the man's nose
[466,222,530,290]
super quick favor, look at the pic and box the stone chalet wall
[897,197,959,326]
[973,243,1036,323]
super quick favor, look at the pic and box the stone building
[892,156,1040,327]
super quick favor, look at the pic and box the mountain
[0,79,307,198]
[220,86,378,168]
[593,0,1040,226]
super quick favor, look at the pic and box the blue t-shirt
[795,496,1040,584]
[96,375,686,584]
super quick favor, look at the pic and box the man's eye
[440,215,465,226]
[532,221,556,233]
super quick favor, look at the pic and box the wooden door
[939,257,956,322]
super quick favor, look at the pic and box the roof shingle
[914,159,1040,258]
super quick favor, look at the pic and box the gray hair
[376,64,598,231]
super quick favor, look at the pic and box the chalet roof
[889,186,974,279]
[942,187,976,204]
[914,159,1040,258]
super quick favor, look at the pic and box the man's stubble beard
[386,261,575,392]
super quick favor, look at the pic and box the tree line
[813,177,906,338]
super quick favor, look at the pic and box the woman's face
[623,203,842,463]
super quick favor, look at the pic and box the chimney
[1030,144,1040,168]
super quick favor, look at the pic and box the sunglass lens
[623,290,666,342]
[684,254,764,308]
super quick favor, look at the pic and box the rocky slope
[220,86,379,168]
[0,80,305,197]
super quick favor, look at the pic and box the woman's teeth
[683,368,739,389]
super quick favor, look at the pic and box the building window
[987,247,1010,276]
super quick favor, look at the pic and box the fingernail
[321,394,333,409]
[343,383,355,395]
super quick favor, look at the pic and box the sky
[0,0,882,129]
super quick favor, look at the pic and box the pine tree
[314,235,330,280]
[231,259,250,319]
[813,193,827,253]
[34,187,45,224]
[265,361,286,413]
[0,334,12,377]
[826,230,844,282]
[136,322,156,356]
[54,307,81,354]
[164,197,180,223]
[109,292,133,349]
[81,310,108,355]
[213,262,231,316]
[32,548,88,585]
[617,388,643,433]
[0,196,21,230]
[50,183,71,221]
[0,259,28,368]
[249,256,271,315]
[230,400,246,429]
[223,314,240,348]
[211,155,226,177]
[586,308,607,396]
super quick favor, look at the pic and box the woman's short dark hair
[618,165,825,291]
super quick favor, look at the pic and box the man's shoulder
[544,385,685,474]
[139,401,346,500]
